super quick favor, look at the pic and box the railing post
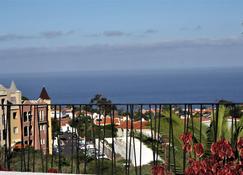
[58,105,62,173]
[6,101,11,170]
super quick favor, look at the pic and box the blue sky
[0,0,243,73]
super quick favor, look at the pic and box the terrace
[0,102,243,175]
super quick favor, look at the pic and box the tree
[89,94,116,114]
[69,115,91,137]
[21,96,29,101]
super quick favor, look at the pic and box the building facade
[0,81,22,147]
[0,83,52,155]
[22,87,53,154]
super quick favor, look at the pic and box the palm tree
[206,104,243,152]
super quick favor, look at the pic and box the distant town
[1,81,234,174]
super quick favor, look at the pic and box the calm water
[0,68,243,104]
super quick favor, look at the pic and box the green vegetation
[146,109,207,173]
[0,147,151,175]
[21,96,29,101]
[144,104,243,173]
[69,115,118,139]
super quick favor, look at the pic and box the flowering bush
[0,165,8,171]
[47,168,58,173]
[180,132,243,175]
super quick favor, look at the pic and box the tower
[38,87,52,154]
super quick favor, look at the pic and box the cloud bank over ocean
[0,37,243,73]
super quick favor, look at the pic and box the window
[13,112,17,119]
[0,130,1,140]
[2,116,4,125]
[28,112,32,121]
[24,126,28,136]
[29,140,32,146]
[24,112,28,122]
[25,141,28,145]
[40,125,45,131]
[3,129,6,140]
[29,126,32,135]
[39,110,45,121]
[41,139,45,145]
[13,127,18,134]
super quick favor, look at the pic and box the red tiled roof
[117,120,149,129]
[94,117,120,125]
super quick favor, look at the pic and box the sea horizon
[1,67,243,104]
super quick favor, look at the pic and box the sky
[0,0,243,73]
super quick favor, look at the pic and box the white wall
[114,137,161,166]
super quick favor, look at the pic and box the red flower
[181,135,242,175]
[183,143,192,152]
[180,132,192,144]
[194,143,204,158]
[185,159,207,175]
[210,142,218,155]
[210,139,234,159]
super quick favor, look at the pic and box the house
[62,107,73,118]
[0,81,22,147]
[22,87,53,154]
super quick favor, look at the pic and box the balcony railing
[0,102,243,174]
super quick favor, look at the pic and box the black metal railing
[0,102,243,174]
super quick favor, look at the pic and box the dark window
[29,126,32,135]
[24,126,28,136]
[24,112,28,122]
[29,140,32,146]
[25,141,28,145]
[3,129,6,140]
[28,112,32,121]
[13,112,17,119]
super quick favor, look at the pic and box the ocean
[1,68,243,104]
